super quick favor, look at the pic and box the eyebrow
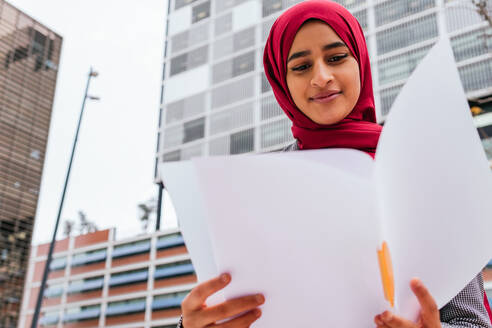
[287,42,348,63]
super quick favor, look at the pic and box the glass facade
[49,256,67,271]
[109,268,149,287]
[106,297,146,316]
[112,239,150,259]
[64,305,100,323]
[156,232,185,250]
[71,248,107,267]
[0,1,62,327]
[67,276,104,294]
[44,283,63,298]
[157,0,492,173]
[152,291,189,311]
[155,260,194,280]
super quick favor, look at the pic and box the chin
[312,114,345,125]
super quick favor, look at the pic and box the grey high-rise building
[155,0,491,170]
[0,1,62,327]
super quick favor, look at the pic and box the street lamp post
[31,67,99,328]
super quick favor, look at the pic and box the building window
[171,30,190,54]
[376,14,438,55]
[49,256,66,271]
[39,311,59,326]
[109,268,148,287]
[170,54,187,76]
[166,92,206,125]
[261,95,283,120]
[210,101,254,136]
[213,58,233,84]
[353,9,368,30]
[67,276,104,294]
[212,75,254,109]
[175,0,198,10]
[163,150,181,162]
[232,51,255,77]
[152,291,189,311]
[261,118,292,148]
[181,142,204,160]
[44,283,63,298]
[107,298,146,317]
[170,45,208,76]
[458,59,492,93]
[378,45,433,86]
[262,0,282,17]
[209,135,231,155]
[215,0,250,13]
[183,117,205,143]
[192,1,210,24]
[375,0,434,27]
[233,27,255,52]
[215,13,232,37]
[230,128,254,154]
[164,124,185,149]
[213,34,233,61]
[334,0,366,9]
[262,17,276,42]
[112,239,150,259]
[261,73,272,93]
[155,260,194,280]
[451,27,492,63]
[213,27,255,62]
[71,248,106,267]
[64,305,100,323]
[156,233,185,250]
[379,85,403,116]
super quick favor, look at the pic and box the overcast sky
[8,0,178,244]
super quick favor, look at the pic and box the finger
[410,278,439,322]
[380,311,416,328]
[211,308,262,328]
[375,315,392,328]
[202,294,265,325]
[182,273,231,311]
[375,314,387,327]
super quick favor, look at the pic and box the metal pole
[156,182,164,231]
[31,67,97,328]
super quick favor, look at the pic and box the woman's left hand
[374,278,442,328]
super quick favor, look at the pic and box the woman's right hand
[181,273,265,328]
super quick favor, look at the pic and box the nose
[310,60,333,88]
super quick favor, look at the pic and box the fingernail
[382,311,392,321]
[220,273,230,283]
[254,309,262,317]
[256,294,265,304]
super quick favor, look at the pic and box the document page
[375,36,492,319]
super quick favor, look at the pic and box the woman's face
[286,20,361,125]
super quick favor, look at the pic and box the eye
[291,64,311,72]
[327,53,349,63]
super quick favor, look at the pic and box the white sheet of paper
[375,36,492,319]
[192,152,387,327]
[158,162,218,282]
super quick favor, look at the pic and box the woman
[177,1,492,327]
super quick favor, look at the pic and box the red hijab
[263,0,382,158]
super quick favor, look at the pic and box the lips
[310,90,341,100]
[310,90,341,102]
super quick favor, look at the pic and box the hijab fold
[263,0,382,158]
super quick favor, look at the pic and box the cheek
[344,65,361,105]
[286,75,306,107]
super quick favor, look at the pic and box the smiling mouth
[310,92,341,103]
